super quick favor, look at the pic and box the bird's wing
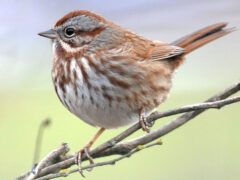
[147,42,185,61]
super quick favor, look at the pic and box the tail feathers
[172,22,235,54]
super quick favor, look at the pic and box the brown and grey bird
[39,10,234,168]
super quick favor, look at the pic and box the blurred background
[1,0,240,179]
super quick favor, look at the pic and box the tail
[169,22,235,68]
[172,22,235,54]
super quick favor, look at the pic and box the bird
[38,10,234,170]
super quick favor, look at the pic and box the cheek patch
[59,39,86,53]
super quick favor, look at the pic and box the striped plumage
[43,10,234,129]
[52,43,173,128]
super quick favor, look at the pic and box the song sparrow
[39,10,234,170]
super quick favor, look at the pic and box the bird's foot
[139,109,153,133]
[76,146,94,177]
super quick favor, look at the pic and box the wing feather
[149,43,185,61]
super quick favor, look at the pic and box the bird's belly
[73,100,139,129]
[55,82,140,129]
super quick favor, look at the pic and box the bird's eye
[64,27,75,38]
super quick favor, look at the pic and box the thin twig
[33,119,51,165]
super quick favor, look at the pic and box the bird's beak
[38,29,57,39]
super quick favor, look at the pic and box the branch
[17,144,70,180]
[17,81,240,180]
[35,141,162,180]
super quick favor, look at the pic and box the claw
[76,146,95,176]
[140,116,150,132]
[76,149,85,177]
[83,147,94,171]
[139,108,152,133]
[75,128,105,177]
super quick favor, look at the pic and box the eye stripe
[75,27,105,37]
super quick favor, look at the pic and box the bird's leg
[76,128,105,175]
[139,108,152,133]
